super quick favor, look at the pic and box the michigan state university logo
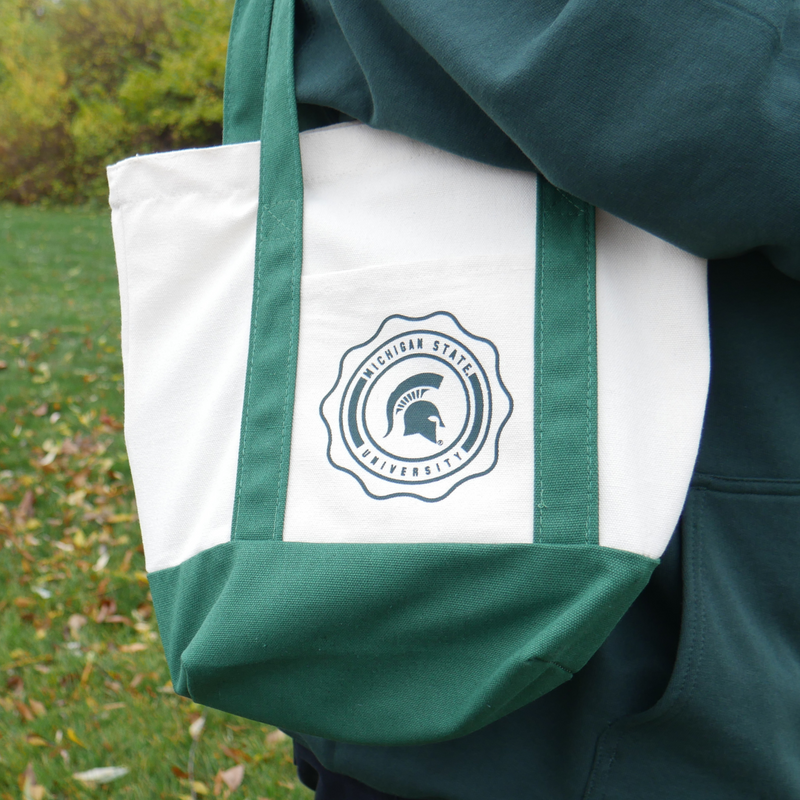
[321,312,512,501]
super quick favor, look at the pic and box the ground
[0,205,311,800]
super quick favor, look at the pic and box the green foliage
[0,0,234,204]
[0,1,75,203]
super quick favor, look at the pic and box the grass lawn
[0,205,311,799]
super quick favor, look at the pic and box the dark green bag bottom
[149,541,655,746]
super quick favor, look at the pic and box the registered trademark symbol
[438,440,443,445]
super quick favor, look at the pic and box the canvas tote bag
[106,0,709,746]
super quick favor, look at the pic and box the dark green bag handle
[224,0,304,541]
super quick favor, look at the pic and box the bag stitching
[535,180,545,540]
[584,201,591,544]
[274,200,298,539]
[528,656,575,677]
[266,202,295,237]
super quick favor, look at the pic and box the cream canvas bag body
[107,0,709,746]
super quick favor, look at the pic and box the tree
[0,0,234,203]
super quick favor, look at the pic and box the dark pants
[295,742,414,800]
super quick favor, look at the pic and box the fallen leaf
[93,550,110,572]
[29,699,46,717]
[15,490,35,523]
[61,439,79,455]
[26,734,50,747]
[189,715,206,741]
[39,450,58,466]
[220,745,252,763]
[189,780,209,795]
[119,642,147,653]
[0,360,7,370]
[72,766,129,783]
[171,766,189,779]
[277,781,295,790]
[79,658,94,686]
[108,513,138,523]
[2,653,53,670]
[21,762,48,800]
[129,673,144,689]
[93,598,116,623]
[66,490,86,508]
[32,363,50,383]
[67,614,87,639]
[135,603,153,620]
[219,765,245,792]
[31,403,48,417]
[8,672,25,693]
[66,728,87,748]
[15,700,35,722]
[119,549,134,571]
[265,729,287,745]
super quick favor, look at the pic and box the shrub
[0,0,233,204]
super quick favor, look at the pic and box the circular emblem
[321,312,512,501]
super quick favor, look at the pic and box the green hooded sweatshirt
[229,1,800,796]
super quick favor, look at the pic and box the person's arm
[295,0,800,278]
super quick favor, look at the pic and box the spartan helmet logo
[385,373,445,444]
[323,312,512,500]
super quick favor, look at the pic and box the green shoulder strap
[222,0,271,144]
[228,0,303,540]
[224,0,598,545]
[535,180,599,544]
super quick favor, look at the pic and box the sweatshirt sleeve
[295,0,800,279]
